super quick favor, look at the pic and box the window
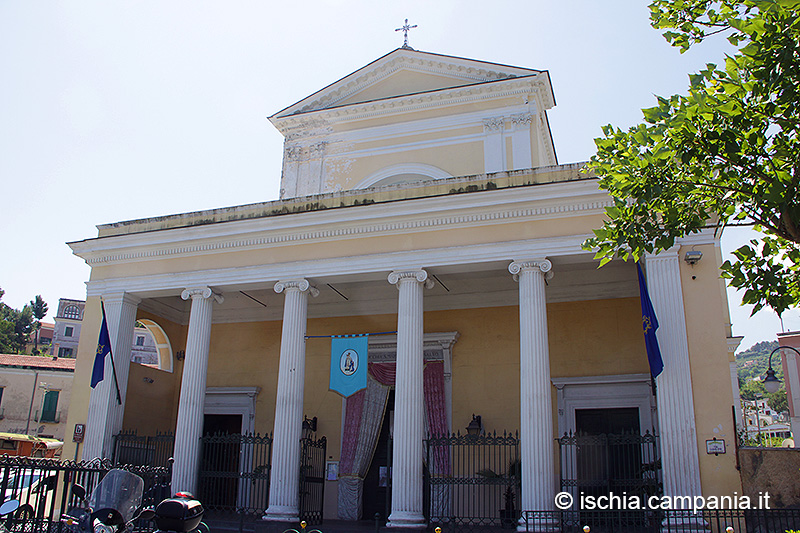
[58,347,73,358]
[136,335,145,346]
[63,305,81,319]
[40,390,59,423]
[64,326,74,337]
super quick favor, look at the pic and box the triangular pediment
[271,48,546,119]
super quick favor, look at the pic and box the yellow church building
[64,46,741,530]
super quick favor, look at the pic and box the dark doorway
[200,414,242,508]
[575,408,643,529]
[363,390,394,522]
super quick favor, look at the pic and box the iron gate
[557,430,661,532]
[113,430,175,467]
[299,435,327,525]
[425,431,521,529]
[197,431,273,516]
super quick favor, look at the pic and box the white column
[645,251,703,500]
[83,293,140,460]
[509,260,555,529]
[387,270,433,529]
[264,279,318,522]
[172,287,222,494]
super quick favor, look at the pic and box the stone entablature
[84,164,590,240]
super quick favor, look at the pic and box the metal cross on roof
[395,18,417,49]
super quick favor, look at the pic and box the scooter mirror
[138,508,156,521]
[0,500,19,516]
[72,484,86,500]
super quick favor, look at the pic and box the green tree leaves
[584,0,800,316]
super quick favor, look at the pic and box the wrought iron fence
[197,431,273,517]
[113,430,175,467]
[0,456,171,532]
[425,431,521,530]
[299,436,327,526]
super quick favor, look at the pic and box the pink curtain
[424,361,450,474]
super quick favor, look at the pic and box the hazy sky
[1,1,797,351]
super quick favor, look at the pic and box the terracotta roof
[0,354,76,371]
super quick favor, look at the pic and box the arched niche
[355,163,452,189]
[136,319,174,373]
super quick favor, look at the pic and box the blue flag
[92,304,112,388]
[330,335,368,398]
[637,263,664,378]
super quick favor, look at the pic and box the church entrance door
[201,414,243,508]
[362,390,394,522]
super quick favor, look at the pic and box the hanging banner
[329,335,368,398]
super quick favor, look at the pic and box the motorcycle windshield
[88,469,144,524]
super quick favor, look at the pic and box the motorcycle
[61,468,206,533]
[0,500,20,533]
[61,469,154,533]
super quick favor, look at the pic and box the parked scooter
[150,492,207,533]
[61,468,207,533]
[61,469,155,533]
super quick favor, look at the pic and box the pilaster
[645,252,703,500]
[83,292,140,460]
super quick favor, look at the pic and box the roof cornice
[70,174,608,268]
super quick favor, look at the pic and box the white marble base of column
[386,510,426,529]
[261,506,299,523]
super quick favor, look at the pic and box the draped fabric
[337,376,390,520]
[423,361,449,474]
[337,360,448,520]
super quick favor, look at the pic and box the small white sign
[326,461,339,481]
[706,439,726,455]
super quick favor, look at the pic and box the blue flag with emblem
[330,335,368,398]
[637,263,664,378]
[92,303,112,388]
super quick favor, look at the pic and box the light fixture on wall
[684,250,703,266]
[303,415,318,433]
[142,377,154,384]
[466,414,482,436]
[764,346,799,394]
[175,350,185,361]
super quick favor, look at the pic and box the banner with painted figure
[330,334,368,398]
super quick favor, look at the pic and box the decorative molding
[181,287,224,304]
[274,279,320,297]
[285,141,328,162]
[274,50,546,120]
[388,270,435,289]
[511,113,533,127]
[482,117,504,132]
[272,75,552,135]
[509,259,554,281]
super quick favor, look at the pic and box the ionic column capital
[388,269,435,289]
[181,287,223,304]
[274,279,319,297]
[509,259,553,280]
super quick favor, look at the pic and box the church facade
[64,48,741,528]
